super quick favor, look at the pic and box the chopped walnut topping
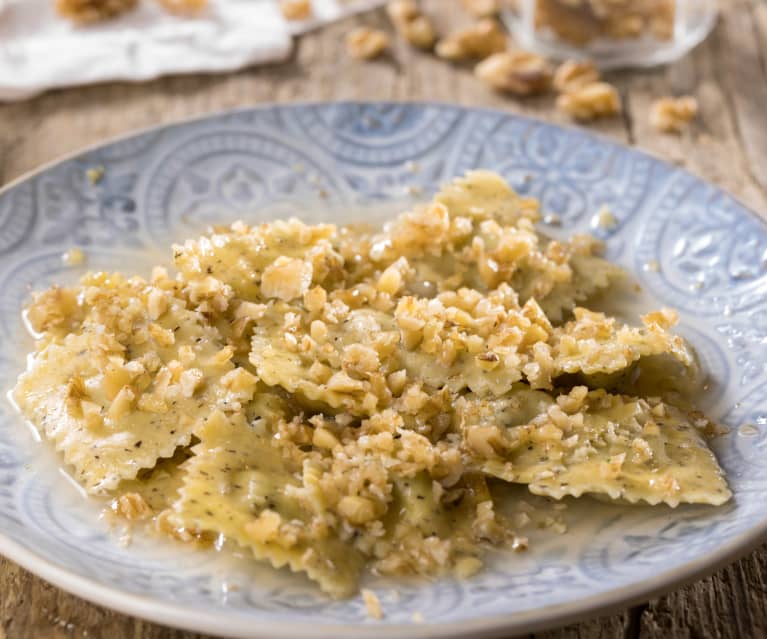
[461,0,501,18]
[556,81,621,121]
[245,510,287,545]
[312,427,340,449]
[361,589,384,620]
[86,166,104,184]
[475,51,553,96]
[62,248,86,267]
[454,555,483,578]
[261,257,313,301]
[338,495,378,525]
[114,492,152,521]
[280,0,312,20]
[346,27,390,60]
[55,0,137,23]
[386,0,437,49]
[553,60,600,92]
[436,19,507,61]
[650,96,699,133]
[303,286,327,313]
[631,437,653,463]
[107,386,135,421]
[600,452,626,479]
[593,205,617,229]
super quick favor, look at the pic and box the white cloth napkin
[0,0,384,101]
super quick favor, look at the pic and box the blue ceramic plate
[1,102,766,639]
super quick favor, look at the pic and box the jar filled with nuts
[503,0,718,69]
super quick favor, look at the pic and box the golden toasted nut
[436,19,507,61]
[649,96,699,133]
[346,27,391,60]
[553,59,600,92]
[280,0,312,20]
[387,0,437,49]
[156,0,207,15]
[55,0,138,24]
[386,0,419,24]
[338,495,378,525]
[556,81,622,121]
[113,492,152,521]
[475,51,553,96]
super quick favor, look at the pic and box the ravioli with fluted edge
[13,170,730,600]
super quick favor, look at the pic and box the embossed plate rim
[1,101,766,639]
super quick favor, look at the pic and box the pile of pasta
[14,171,730,597]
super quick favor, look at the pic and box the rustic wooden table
[1,1,767,637]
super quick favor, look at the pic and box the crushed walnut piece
[361,589,384,620]
[650,96,699,133]
[346,27,390,60]
[55,0,138,23]
[62,248,86,267]
[553,59,600,92]
[386,0,437,49]
[557,81,621,120]
[436,19,507,61]
[113,492,153,521]
[86,166,105,184]
[280,0,312,20]
[475,51,553,96]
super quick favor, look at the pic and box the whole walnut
[475,51,553,96]
[55,0,138,23]
[436,19,507,61]
[557,82,622,120]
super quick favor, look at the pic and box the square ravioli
[14,271,238,493]
[13,170,731,598]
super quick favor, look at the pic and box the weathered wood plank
[716,0,767,197]
[639,547,767,639]
[535,613,630,639]
[0,557,203,638]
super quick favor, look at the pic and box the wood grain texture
[1,1,766,638]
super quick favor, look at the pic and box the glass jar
[502,0,719,69]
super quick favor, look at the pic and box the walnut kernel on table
[650,96,698,133]
[553,60,600,92]
[556,81,622,121]
[55,0,138,23]
[461,0,501,18]
[280,0,312,21]
[475,51,553,96]
[386,0,437,50]
[156,0,207,15]
[346,27,390,60]
[436,19,507,61]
